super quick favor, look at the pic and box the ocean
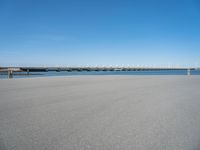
[1,70,200,79]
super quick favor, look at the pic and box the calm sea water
[1,70,200,79]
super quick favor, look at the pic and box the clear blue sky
[0,0,200,67]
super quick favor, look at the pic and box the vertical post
[8,71,10,79]
[187,68,191,76]
[8,70,13,79]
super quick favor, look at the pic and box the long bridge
[0,66,199,78]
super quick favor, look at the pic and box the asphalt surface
[0,76,200,150]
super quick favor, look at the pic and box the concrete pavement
[0,76,200,150]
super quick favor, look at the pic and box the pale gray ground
[0,76,200,150]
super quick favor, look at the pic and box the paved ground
[0,76,200,150]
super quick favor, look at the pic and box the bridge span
[0,66,199,78]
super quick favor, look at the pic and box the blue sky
[0,0,200,67]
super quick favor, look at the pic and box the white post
[187,68,191,76]
[8,70,13,79]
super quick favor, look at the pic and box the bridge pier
[187,68,191,76]
[8,70,13,79]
